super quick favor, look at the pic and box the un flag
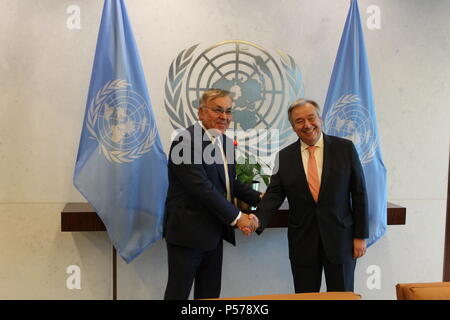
[323,0,387,247]
[73,0,168,263]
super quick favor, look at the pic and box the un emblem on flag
[164,40,304,150]
[86,79,156,163]
[324,94,378,165]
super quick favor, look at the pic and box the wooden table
[61,201,406,300]
[61,201,406,232]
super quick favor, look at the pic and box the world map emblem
[87,79,156,163]
[164,40,304,153]
[324,94,378,165]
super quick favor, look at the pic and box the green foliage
[236,154,270,187]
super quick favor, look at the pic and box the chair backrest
[396,282,450,300]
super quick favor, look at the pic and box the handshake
[236,213,260,236]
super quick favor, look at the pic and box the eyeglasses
[201,105,234,116]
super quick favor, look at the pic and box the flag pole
[113,245,117,300]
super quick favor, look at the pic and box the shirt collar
[300,132,324,151]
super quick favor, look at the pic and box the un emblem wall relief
[164,40,305,159]
[84,42,376,167]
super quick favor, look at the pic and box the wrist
[231,212,242,227]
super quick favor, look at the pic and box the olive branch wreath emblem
[326,94,361,118]
[276,49,304,101]
[324,94,378,165]
[86,79,157,164]
[164,44,199,129]
[164,43,303,134]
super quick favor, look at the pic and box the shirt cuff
[230,212,242,227]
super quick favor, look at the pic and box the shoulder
[324,134,359,160]
[279,139,300,157]
[174,124,197,139]
[324,133,354,148]
[325,133,350,144]
[185,124,196,136]
[170,125,196,147]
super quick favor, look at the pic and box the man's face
[198,95,233,133]
[290,103,323,146]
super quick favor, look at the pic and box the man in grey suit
[256,98,369,293]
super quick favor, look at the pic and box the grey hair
[287,98,321,124]
[199,88,232,108]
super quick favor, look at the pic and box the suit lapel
[222,136,235,196]
[199,125,226,186]
[318,133,332,202]
[213,135,227,189]
[289,139,311,196]
[222,135,233,173]
[292,139,317,202]
[216,145,227,187]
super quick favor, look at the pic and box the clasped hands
[236,213,260,236]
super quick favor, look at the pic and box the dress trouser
[290,238,356,293]
[164,241,223,300]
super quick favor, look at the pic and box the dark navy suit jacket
[256,133,369,265]
[163,123,260,251]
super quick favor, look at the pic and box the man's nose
[303,119,312,128]
[218,112,227,119]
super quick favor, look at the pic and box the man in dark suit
[256,98,369,293]
[163,89,261,300]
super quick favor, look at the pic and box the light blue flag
[323,0,387,247]
[73,0,168,263]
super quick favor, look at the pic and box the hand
[353,238,366,259]
[239,214,259,236]
[248,214,259,232]
[236,213,259,236]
